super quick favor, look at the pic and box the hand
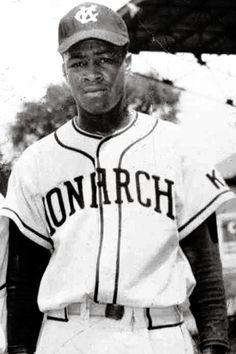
[9,352,34,354]
[202,345,228,354]
[8,350,34,354]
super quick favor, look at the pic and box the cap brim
[58,29,129,54]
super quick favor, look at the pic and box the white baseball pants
[36,305,195,354]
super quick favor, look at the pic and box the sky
[0,0,236,167]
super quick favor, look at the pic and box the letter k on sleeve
[176,149,235,240]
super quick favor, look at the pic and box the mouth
[84,86,107,93]
[84,88,107,98]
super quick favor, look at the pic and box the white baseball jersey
[0,194,8,353]
[1,111,234,314]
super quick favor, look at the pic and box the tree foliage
[10,72,180,154]
[11,83,77,153]
[126,71,180,123]
[0,148,11,195]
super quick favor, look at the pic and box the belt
[69,303,124,319]
[47,303,184,329]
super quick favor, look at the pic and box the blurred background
[0,0,236,351]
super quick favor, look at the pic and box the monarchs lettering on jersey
[43,167,175,235]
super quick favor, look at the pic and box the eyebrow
[68,49,117,59]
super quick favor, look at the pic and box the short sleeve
[1,152,53,250]
[176,148,235,240]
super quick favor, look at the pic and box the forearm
[190,242,228,351]
[7,221,50,354]
[180,213,229,353]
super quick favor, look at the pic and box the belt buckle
[105,304,124,320]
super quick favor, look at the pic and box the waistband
[47,303,184,330]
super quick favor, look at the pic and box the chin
[78,96,122,115]
[87,107,112,115]
[80,103,115,115]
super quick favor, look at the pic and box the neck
[76,100,130,136]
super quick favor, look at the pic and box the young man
[1,2,234,354]
[0,193,8,354]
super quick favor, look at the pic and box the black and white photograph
[1,1,236,353]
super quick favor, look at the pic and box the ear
[62,63,68,81]
[124,53,132,73]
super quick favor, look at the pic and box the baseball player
[1,2,234,354]
[0,193,8,354]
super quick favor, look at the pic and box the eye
[69,60,87,68]
[97,57,114,65]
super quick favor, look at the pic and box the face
[63,39,131,114]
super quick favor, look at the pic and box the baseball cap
[58,2,129,54]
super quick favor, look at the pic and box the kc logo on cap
[58,2,129,54]
[75,5,98,24]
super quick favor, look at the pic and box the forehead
[66,39,119,58]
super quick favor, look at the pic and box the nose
[83,62,103,83]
